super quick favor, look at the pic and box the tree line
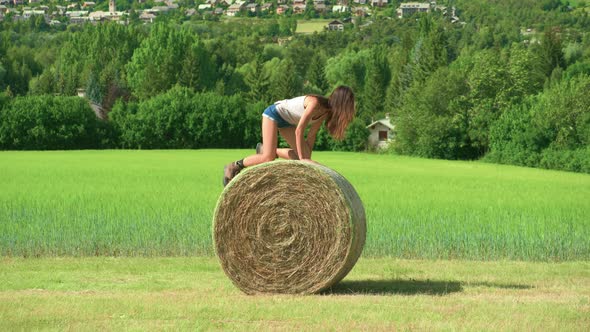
[0,0,589,173]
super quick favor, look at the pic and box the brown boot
[223,162,242,187]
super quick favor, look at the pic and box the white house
[327,20,344,31]
[370,0,387,7]
[246,3,259,12]
[397,2,430,18]
[226,2,245,16]
[88,10,124,21]
[332,5,349,13]
[66,11,89,17]
[366,114,394,149]
[22,10,46,19]
[139,11,156,23]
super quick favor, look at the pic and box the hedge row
[0,87,369,152]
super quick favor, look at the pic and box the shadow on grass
[324,279,533,296]
[324,279,463,296]
[468,281,533,290]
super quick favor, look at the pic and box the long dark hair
[325,86,356,140]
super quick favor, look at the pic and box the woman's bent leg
[276,148,299,160]
[277,127,301,160]
[243,117,279,167]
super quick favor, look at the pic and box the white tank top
[275,96,324,126]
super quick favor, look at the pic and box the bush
[0,95,106,150]
[486,75,590,173]
[109,86,262,149]
[539,147,590,173]
[313,118,369,152]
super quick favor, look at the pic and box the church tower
[109,0,115,14]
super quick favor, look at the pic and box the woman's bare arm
[305,115,326,159]
[295,96,320,161]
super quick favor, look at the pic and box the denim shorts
[262,104,294,128]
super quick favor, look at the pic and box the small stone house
[226,2,245,16]
[398,2,430,18]
[354,6,369,17]
[246,3,259,13]
[366,114,395,149]
[332,5,349,13]
[140,11,156,23]
[327,20,344,31]
[261,3,272,11]
[292,2,306,14]
[370,0,387,7]
[314,3,326,13]
[276,4,288,15]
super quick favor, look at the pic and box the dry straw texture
[213,160,366,294]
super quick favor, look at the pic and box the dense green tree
[54,23,140,99]
[384,47,412,116]
[325,49,370,95]
[534,27,567,79]
[285,40,315,80]
[306,52,329,93]
[506,44,545,99]
[244,55,271,103]
[179,40,215,91]
[361,46,391,121]
[270,58,301,100]
[410,16,449,84]
[487,75,590,172]
[86,71,102,105]
[1,45,42,95]
[394,65,472,159]
[127,23,212,100]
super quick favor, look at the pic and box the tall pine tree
[307,52,329,94]
[271,59,300,101]
[361,46,391,121]
[244,55,271,103]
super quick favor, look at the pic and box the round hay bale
[213,160,366,294]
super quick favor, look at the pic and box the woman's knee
[260,153,276,163]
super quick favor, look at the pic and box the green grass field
[295,19,332,34]
[1,150,589,260]
[1,257,588,330]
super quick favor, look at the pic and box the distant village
[0,0,462,27]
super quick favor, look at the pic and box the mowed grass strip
[0,257,588,330]
[0,150,589,260]
[295,19,332,33]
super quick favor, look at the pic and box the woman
[223,86,356,186]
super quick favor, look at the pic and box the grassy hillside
[0,150,589,260]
